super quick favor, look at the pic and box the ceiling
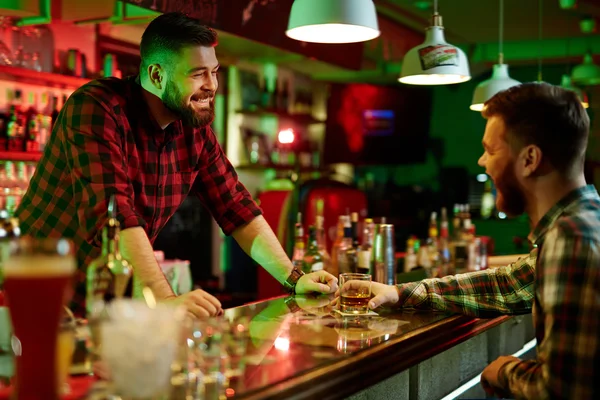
[379,0,599,43]
[61,0,600,83]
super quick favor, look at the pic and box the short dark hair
[482,82,590,174]
[140,12,218,74]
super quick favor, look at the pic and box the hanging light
[561,74,589,108]
[399,0,470,85]
[470,0,520,111]
[285,0,380,44]
[571,53,600,86]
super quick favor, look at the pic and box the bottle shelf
[0,151,43,162]
[236,109,324,125]
[0,65,89,89]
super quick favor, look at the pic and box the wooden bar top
[224,295,510,399]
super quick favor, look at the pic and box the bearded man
[360,82,598,399]
[16,12,337,318]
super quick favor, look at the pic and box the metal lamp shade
[470,64,521,111]
[399,26,471,85]
[571,54,600,86]
[286,0,380,44]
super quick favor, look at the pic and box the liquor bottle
[357,218,374,274]
[86,195,133,318]
[303,226,324,273]
[344,212,359,273]
[481,180,495,219]
[337,215,354,274]
[25,92,40,152]
[426,212,440,271]
[315,215,332,273]
[291,212,305,270]
[330,215,346,277]
[6,90,25,152]
[0,211,20,288]
[452,204,462,240]
[438,207,451,276]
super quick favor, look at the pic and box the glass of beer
[339,273,372,314]
[3,237,75,400]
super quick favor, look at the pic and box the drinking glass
[339,273,372,314]
[57,307,76,395]
[3,237,76,400]
[100,299,185,399]
[188,318,229,400]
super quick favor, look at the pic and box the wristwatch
[284,295,301,313]
[283,267,305,294]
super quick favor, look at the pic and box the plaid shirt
[15,76,262,313]
[398,185,600,399]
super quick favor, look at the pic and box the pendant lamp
[286,0,380,44]
[470,0,520,111]
[571,53,600,86]
[399,0,470,85]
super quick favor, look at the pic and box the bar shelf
[0,65,89,89]
[0,151,43,162]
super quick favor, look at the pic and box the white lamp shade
[561,74,589,109]
[470,64,520,111]
[399,26,471,85]
[571,54,600,86]
[286,0,380,44]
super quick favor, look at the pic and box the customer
[360,83,598,399]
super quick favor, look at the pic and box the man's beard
[494,161,526,217]
[162,79,215,128]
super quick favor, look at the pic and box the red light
[278,129,294,144]
[226,388,235,397]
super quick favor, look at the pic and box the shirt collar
[131,75,184,145]
[528,184,598,244]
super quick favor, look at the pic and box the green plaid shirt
[15,77,262,315]
[398,185,600,399]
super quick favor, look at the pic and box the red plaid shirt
[15,76,262,313]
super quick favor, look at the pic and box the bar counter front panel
[220,295,534,400]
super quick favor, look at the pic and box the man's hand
[295,294,335,316]
[163,289,223,318]
[367,282,401,309]
[481,355,519,397]
[295,270,338,294]
[331,281,400,310]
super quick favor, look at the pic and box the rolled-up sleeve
[61,91,146,246]
[191,126,262,235]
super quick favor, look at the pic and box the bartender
[15,12,337,318]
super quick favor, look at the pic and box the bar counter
[220,294,535,400]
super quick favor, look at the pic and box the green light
[263,63,278,93]
[213,94,225,143]
[413,1,432,11]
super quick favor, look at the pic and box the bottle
[6,90,25,152]
[357,218,374,274]
[315,215,332,273]
[344,212,359,273]
[452,204,461,240]
[330,215,346,277]
[481,180,495,219]
[303,226,324,273]
[404,237,418,272]
[337,215,354,274]
[0,212,20,288]
[86,195,133,318]
[426,212,439,270]
[438,207,451,276]
[291,212,305,270]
